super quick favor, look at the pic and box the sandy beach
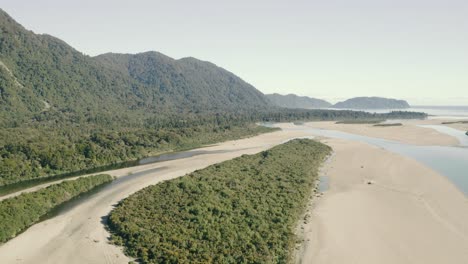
[0,121,467,264]
[295,138,468,264]
[303,120,460,146]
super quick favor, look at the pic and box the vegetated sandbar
[108,139,331,263]
[0,128,309,264]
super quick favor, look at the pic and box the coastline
[0,121,466,263]
[295,136,468,264]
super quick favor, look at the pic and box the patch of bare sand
[296,138,468,264]
[405,118,468,132]
[302,121,459,146]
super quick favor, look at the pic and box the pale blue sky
[2,0,468,105]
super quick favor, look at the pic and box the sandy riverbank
[444,122,468,132]
[0,121,466,264]
[301,120,459,146]
[295,138,468,264]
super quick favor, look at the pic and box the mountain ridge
[266,93,332,109]
[333,96,410,109]
[0,8,272,127]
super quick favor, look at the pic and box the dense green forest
[0,9,427,187]
[0,123,276,186]
[0,9,272,186]
[0,9,270,127]
[0,174,113,243]
[0,110,424,186]
[108,139,331,263]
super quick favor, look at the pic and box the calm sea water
[283,125,468,196]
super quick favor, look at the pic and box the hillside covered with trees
[266,93,332,109]
[0,9,427,187]
[0,9,271,128]
[108,139,331,263]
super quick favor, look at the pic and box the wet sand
[289,122,468,264]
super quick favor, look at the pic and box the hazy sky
[2,0,468,105]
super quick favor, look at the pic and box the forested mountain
[333,97,410,109]
[0,9,426,187]
[0,8,271,127]
[265,93,331,109]
[94,52,270,113]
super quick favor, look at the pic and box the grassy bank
[0,174,113,243]
[108,139,331,263]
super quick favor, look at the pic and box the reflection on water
[283,125,468,196]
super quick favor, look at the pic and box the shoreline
[293,153,334,264]
[297,137,468,264]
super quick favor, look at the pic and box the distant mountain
[0,9,271,125]
[265,93,332,109]
[333,97,410,109]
